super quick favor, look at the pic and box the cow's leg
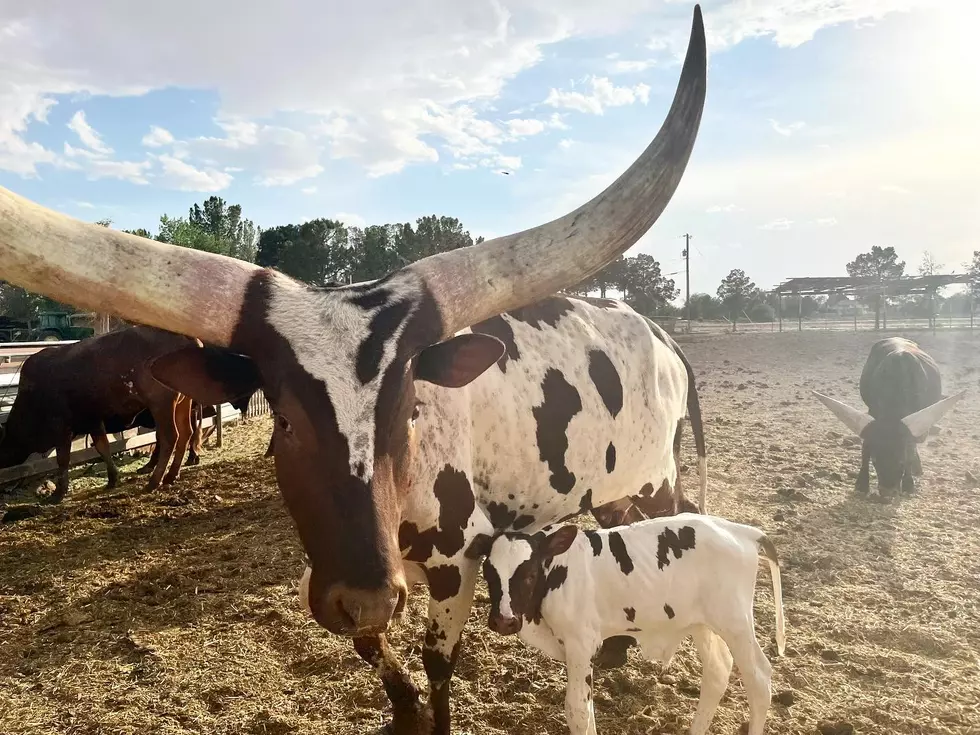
[421,557,480,735]
[901,466,916,494]
[590,496,646,670]
[91,425,119,489]
[563,643,599,735]
[163,396,193,485]
[138,443,159,475]
[187,404,203,466]
[353,636,432,735]
[145,404,177,491]
[688,627,733,735]
[911,446,923,476]
[47,432,73,503]
[855,443,871,495]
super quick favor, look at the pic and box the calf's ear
[150,345,263,406]
[414,334,505,388]
[542,525,578,558]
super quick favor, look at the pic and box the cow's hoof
[854,479,870,495]
[144,480,161,492]
[41,490,67,505]
[106,476,119,490]
[372,702,434,735]
[162,475,179,487]
[901,478,915,494]
[136,464,153,476]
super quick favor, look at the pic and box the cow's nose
[490,614,523,636]
[315,581,406,636]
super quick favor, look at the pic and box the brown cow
[0,325,201,502]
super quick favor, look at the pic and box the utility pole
[682,234,692,333]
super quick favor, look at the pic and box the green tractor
[0,312,95,343]
[30,312,95,341]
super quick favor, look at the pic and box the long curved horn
[811,391,874,437]
[902,390,966,439]
[410,4,708,338]
[0,189,260,348]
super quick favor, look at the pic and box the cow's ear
[542,525,578,558]
[465,533,495,560]
[414,334,505,388]
[150,346,262,405]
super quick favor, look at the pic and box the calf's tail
[757,534,786,656]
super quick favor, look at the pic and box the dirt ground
[1,330,979,735]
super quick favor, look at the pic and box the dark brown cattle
[0,325,201,502]
[813,337,965,498]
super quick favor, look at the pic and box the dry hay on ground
[1,330,979,735]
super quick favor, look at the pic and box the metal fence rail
[0,340,272,486]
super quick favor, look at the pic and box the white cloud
[610,59,656,73]
[301,185,318,194]
[155,153,232,192]
[769,118,805,137]
[558,138,575,149]
[334,212,367,228]
[815,217,838,226]
[506,118,546,137]
[759,218,793,230]
[73,200,95,208]
[142,125,174,147]
[175,118,324,186]
[67,110,112,154]
[0,0,927,182]
[544,76,651,115]
[706,203,742,213]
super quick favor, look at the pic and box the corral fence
[659,315,977,335]
[0,340,272,487]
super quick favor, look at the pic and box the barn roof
[774,274,972,296]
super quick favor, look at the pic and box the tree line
[2,197,979,328]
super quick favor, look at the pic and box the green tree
[123,228,154,239]
[969,251,980,302]
[620,254,677,316]
[717,269,757,331]
[846,245,905,330]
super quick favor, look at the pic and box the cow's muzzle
[489,613,523,636]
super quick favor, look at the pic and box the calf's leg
[688,628,734,735]
[47,433,73,503]
[563,644,599,735]
[726,630,773,735]
[137,442,159,475]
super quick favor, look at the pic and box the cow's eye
[277,413,292,434]
[410,402,422,425]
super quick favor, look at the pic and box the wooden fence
[0,340,272,486]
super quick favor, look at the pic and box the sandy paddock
[1,329,978,735]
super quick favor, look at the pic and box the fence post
[797,294,802,331]
[777,293,783,332]
[215,404,223,448]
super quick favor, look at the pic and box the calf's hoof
[901,477,915,494]
[136,464,153,476]
[144,479,161,492]
[162,474,180,487]
[854,478,870,496]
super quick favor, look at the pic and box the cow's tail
[757,533,786,657]
[675,344,708,513]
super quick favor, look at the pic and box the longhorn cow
[0,7,707,734]
[813,336,965,498]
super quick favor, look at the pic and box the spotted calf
[473,514,786,735]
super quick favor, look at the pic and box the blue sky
[1,0,975,302]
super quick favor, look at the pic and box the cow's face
[0,379,56,468]
[150,273,504,637]
[474,525,578,635]
[861,420,916,495]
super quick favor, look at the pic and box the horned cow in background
[813,336,965,498]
